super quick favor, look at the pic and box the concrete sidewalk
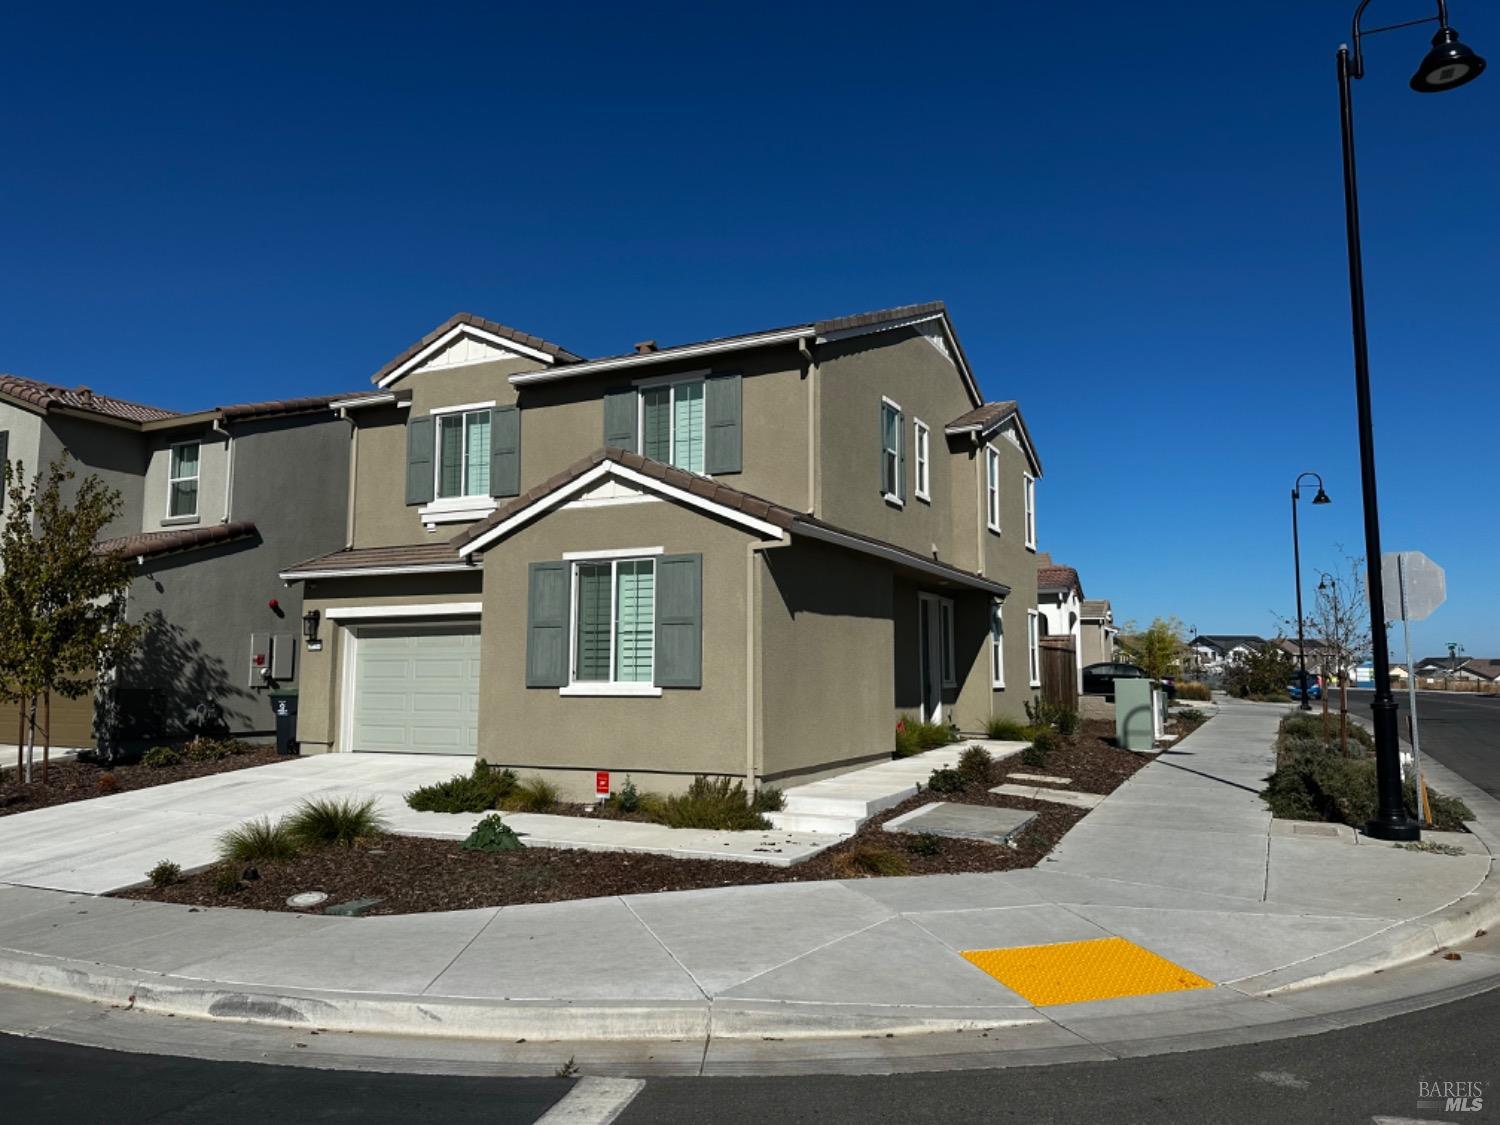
[0,698,1496,1059]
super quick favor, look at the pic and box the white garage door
[349,625,481,755]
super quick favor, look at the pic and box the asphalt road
[6,985,1498,1124]
[1346,687,1500,798]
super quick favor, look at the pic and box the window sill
[559,684,663,698]
[883,493,904,509]
[987,524,1002,535]
[420,498,497,526]
[915,492,931,504]
[162,514,200,526]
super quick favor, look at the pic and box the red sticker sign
[595,771,610,795]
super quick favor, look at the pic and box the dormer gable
[372,312,582,389]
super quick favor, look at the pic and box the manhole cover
[286,891,329,909]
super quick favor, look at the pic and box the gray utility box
[1115,678,1157,752]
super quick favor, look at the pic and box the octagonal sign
[1381,551,1445,622]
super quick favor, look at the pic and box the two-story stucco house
[0,376,350,748]
[282,302,1044,797]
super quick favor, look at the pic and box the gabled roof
[370,312,583,387]
[451,448,1010,596]
[280,542,474,580]
[1080,598,1112,620]
[97,521,258,561]
[945,400,1043,476]
[1037,561,1083,598]
[0,374,179,423]
[1189,634,1266,651]
[506,300,985,408]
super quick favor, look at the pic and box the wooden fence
[1039,637,1079,712]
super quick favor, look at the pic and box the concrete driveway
[0,754,468,894]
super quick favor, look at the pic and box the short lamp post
[1336,0,1484,841]
[1290,473,1331,710]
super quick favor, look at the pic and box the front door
[918,593,944,725]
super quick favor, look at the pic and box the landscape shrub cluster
[894,714,956,758]
[1175,681,1213,702]
[184,796,390,893]
[141,736,257,769]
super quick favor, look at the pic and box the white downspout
[341,408,357,548]
[212,418,233,523]
[799,336,818,514]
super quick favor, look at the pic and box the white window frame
[563,554,662,698]
[1023,473,1036,550]
[913,419,930,503]
[432,404,495,502]
[636,372,708,475]
[985,444,1001,533]
[939,598,956,688]
[1027,609,1042,687]
[166,440,201,521]
[881,396,903,508]
[990,600,1005,689]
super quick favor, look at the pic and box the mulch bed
[116,719,1167,916]
[0,748,288,818]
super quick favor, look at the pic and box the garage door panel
[350,625,480,756]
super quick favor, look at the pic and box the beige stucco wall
[141,426,230,531]
[295,571,485,753]
[816,328,980,568]
[756,538,894,783]
[476,498,760,786]
[1081,622,1110,667]
[977,422,1041,723]
[0,402,45,485]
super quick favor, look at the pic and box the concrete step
[762,811,859,836]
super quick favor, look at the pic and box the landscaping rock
[286,891,329,910]
[882,802,1036,845]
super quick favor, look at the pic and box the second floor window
[913,419,930,502]
[1024,473,1037,549]
[881,398,903,504]
[985,445,1001,532]
[168,442,199,519]
[642,379,705,474]
[437,409,491,499]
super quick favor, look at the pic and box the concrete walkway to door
[0,755,462,894]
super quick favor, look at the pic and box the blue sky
[3,1,1495,659]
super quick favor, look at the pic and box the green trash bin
[270,689,300,756]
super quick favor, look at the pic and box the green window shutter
[655,553,702,688]
[526,561,570,687]
[896,408,906,501]
[490,405,520,497]
[603,387,639,453]
[705,373,742,475]
[405,416,435,506]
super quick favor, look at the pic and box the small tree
[1223,641,1295,699]
[0,456,141,783]
[1118,616,1186,680]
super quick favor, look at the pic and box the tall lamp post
[1336,0,1484,841]
[1290,473,1331,710]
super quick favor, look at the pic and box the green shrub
[903,832,943,857]
[1263,748,1473,831]
[211,865,242,895]
[607,776,642,814]
[217,817,301,864]
[1175,681,1212,702]
[1026,698,1079,736]
[894,713,953,757]
[406,762,518,813]
[147,859,182,887]
[500,775,560,813]
[1174,707,1207,723]
[650,776,770,831]
[142,745,185,769]
[831,846,911,878]
[926,766,966,794]
[287,796,388,848]
[957,745,994,785]
[463,814,526,852]
[751,785,785,813]
[182,736,239,763]
[1021,728,1061,769]
[984,716,1031,741]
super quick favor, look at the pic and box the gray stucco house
[282,302,1047,797]
[0,375,350,747]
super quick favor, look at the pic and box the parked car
[1288,675,1323,701]
[1082,663,1178,699]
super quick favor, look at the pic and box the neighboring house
[1274,636,1360,681]
[1078,598,1118,667]
[1186,634,1265,676]
[282,302,1045,797]
[1412,656,1500,684]
[1035,553,1084,690]
[0,375,351,746]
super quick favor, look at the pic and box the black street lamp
[1290,473,1331,710]
[1336,0,1484,842]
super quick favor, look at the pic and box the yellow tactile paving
[961,936,1214,1006]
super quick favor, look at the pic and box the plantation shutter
[654,553,702,688]
[490,405,520,497]
[526,561,570,687]
[603,387,639,453]
[405,416,435,506]
[704,373,742,475]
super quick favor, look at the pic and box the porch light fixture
[302,609,321,646]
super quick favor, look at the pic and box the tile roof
[215,394,344,422]
[1080,598,1112,619]
[0,374,179,423]
[97,521,258,561]
[370,312,583,385]
[281,542,475,577]
[1190,634,1267,651]
[947,400,1017,433]
[1037,562,1084,597]
[450,447,1009,594]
